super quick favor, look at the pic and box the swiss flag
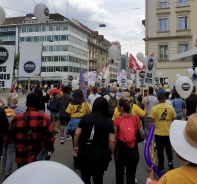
[128,54,141,74]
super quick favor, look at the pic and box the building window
[178,0,187,6]
[159,45,168,59]
[35,26,40,32]
[179,44,188,53]
[42,26,46,31]
[159,18,168,31]
[63,25,68,30]
[178,17,188,30]
[159,1,168,8]
[21,27,26,33]
[20,37,24,42]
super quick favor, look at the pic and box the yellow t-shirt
[66,102,91,118]
[149,103,176,136]
[158,166,197,184]
[112,104,145,121]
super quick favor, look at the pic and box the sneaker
[60,137,64,144]
[66,135,70,140]
[157,166,165,173]
[168,162,174,170]
[54,128,59,134]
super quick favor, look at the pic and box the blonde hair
[118,97,133,113]
[7,93,18,105]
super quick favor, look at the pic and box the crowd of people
[0,82,197,184]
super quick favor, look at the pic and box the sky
[1,0,145,58]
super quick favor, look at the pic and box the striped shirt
[6,108,55,164]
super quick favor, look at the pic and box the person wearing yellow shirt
[148,92,176,173]
[147,114,197,184]
[66,89,91,169]
[112,92,149,121]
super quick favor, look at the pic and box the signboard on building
[136,70,148,89]
[144,57,157,86]
[0,45,14,88]
[19,42,42,76]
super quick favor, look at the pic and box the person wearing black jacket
[34,84,43,97]
[0,108,9,159]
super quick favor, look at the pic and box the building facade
[121,52,129,71]
[144,0,197,84]
[0,14,89,82]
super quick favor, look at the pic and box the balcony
[89,57,97,62]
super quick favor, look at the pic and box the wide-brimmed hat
[170,114,197,164]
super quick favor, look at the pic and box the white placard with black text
[144,57,157,86]
[154,77,160,87]
[100,78,107,88]
[0,45,15,88]
[136,70,148,89]
[19,42,42,76]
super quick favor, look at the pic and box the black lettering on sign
[75,104,82,113]
[0,66,6,72]
[0,47,9,65]
[0,74,10,80]
[0,81,5,87]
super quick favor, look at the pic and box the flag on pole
[128,54,141,74]
[79,68,88,101]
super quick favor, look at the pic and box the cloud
[0,0,145,56]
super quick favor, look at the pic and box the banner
[136,70,148,89]
[85,71,97,82]
[117,72,127,84]
[19,42,42,76]
[144,57,157,86]
[119,73,127,89]
[0,45,15,88]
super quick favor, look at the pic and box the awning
[169,48,197,62]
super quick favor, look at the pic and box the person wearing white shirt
[88,87,101,108]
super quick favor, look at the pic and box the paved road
[0,94,185,183]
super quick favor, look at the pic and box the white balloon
[62,74,67,80]
[34,3,50,23]
[195,67,197,75]
[187,68,194,78]
[136,52,144,62]
[90,81,95,86]
[72,80,78,89]
[128,80,133,85]
[108,45,120,60]
[121,69,126,74]
[3,161,83,184]
[130,74,135,80]
[165,78,168,83]
[0,6,5,25]
[176,74,181,79]
[158,72,162,77]
[175,76,193,99]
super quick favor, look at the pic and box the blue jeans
[143,117,150,140]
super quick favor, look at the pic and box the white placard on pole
[144,57,157,86]
[0,45,15,88]
[154,76,160,87]
[19,42,42,76]
[100,78,107,88]
[136,70,148,89]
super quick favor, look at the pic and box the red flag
[128,54,141,74]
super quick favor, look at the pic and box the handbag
[23,113,50,161]
[135,116,145,143]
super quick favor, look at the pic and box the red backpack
[118,115,138,148]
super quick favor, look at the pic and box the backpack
[4,105,17,124]
[47,99,59,112]
[108,94,118,116]
[118,115,137,148]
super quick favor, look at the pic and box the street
[0,94,185,184]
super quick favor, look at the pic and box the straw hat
[170,114,197,164]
